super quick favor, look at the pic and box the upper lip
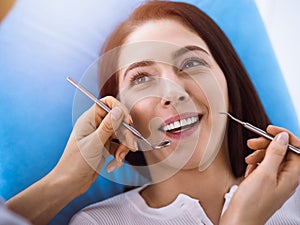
[159,112,202,132]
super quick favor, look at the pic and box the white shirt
[70,185,300,225]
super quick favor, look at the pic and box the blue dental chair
[0,0,299,224]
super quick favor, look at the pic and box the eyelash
[179,57,208,71]
[128,58,208,86]
[129,72,152,86]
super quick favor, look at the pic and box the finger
[267,125,300,148]
[76,131,108,173]
[106,158,123,173]
[244,163,258,178]
[73,106,99,139]
[247,137,270,150]
[260,132,289,174]
[95,106,125,147]
[97,96,133,125]
[120,127,138,152]
[106,144,130,173]
[105,139,119,155]
[73,101,121,140]
[74,96,132,139]
[245,149,266,164]
[114,143,130,162]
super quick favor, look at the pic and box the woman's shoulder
[69,187,142,224]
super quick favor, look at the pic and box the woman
[70,1,300,225]
[5,2,300,224]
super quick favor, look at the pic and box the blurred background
[255,0,300,119]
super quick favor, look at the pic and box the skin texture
[117,19,234,224]
[118,20,229,172]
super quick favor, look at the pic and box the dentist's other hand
[221,129,300,225]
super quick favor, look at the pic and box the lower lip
[164,120,201,140]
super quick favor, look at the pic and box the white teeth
[180,119,187,127]
[174,121,180,128]
[162,116,200,132]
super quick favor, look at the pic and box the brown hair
[100,1,270,177]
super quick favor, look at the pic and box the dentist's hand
[7,96,138,225]
[220,128,300,225]
[245,125,300,177]
[54,96,138,194]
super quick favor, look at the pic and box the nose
[160,78,189,107]
[161,95,187,106]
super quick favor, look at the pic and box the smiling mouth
[159,114,202,134]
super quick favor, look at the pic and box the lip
[159,112,202,139]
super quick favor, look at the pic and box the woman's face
[117,19,229,172]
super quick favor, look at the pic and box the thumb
[96,106,124,145]
[260,132,289,173]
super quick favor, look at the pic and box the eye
[130,72,152,86]
[180,58,208,70]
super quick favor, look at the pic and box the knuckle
[268,142,287,157]
[101,119,114,133]
[101,96,120,108]
[102,95,115,102]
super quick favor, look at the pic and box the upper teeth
[162,116,199,132]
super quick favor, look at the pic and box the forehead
[125,19,209,50]
[117,19,211,72]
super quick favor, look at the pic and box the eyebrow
[123,60,155,80]
[172,45,209,59]
[123,45,209,79]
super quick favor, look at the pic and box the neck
[140,151,242,223]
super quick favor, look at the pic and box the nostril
[161,98,171,106]
[165,100,171,105]
[178,96,185,101]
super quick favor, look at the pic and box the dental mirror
[67,76,171,151]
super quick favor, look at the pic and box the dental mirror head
[152,139,171,149]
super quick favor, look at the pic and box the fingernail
[244,166,250,178]
[111,107,122,120]
[128,116,133,125]
[134,141,138,151]
[130,140,138,151]
[106,161,121,173]
[106,164,116,173]
[275,132,289,145]
[118,152,126,162]
[245,151,255,161]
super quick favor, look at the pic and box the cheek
[188,81,209,108]
[211,67,229,110]
[130,98,157,137]
[190,69,228,112]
